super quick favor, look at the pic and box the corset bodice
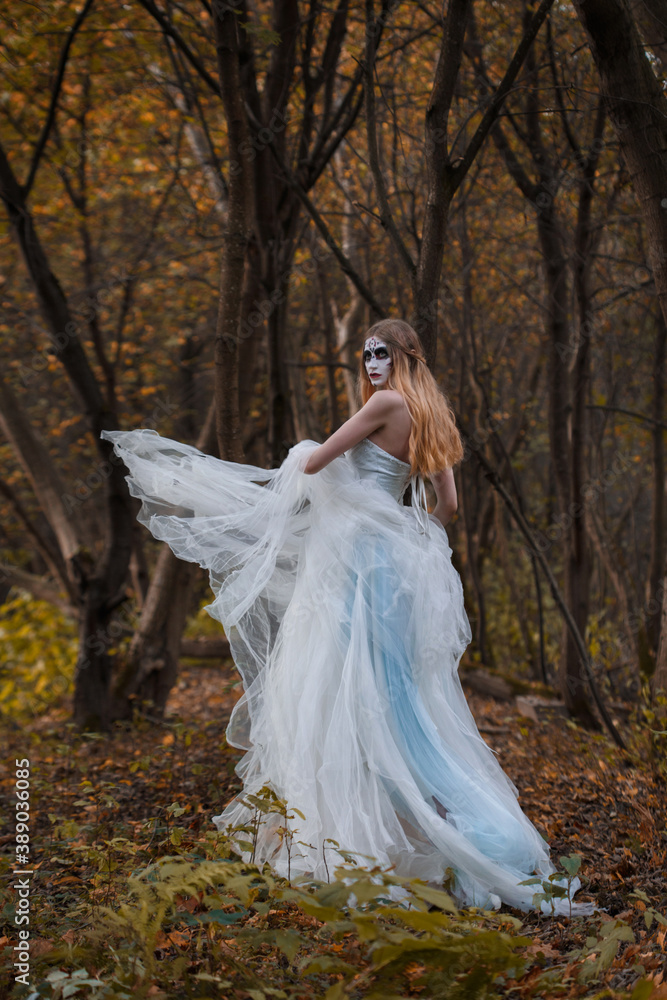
[347,437,413,502]
[347,438,430,534]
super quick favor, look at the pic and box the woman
[102,319,595,916]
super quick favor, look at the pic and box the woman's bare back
[366,389,413,464]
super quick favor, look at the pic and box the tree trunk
[111,549,195,719]
[266,260,295,465]
[654,548,667,697]
[564,105,606,725]
[412,0,554,363]
[364,0,557,363]
[74,582,114,731]
[181,637,231,659]
[0,379,85,575]
[647,311,666,660]
[316,263,342,433]
[111,399,218,719]
[478,9,601,723]
[459,460,495,667]
[212,4,251,463]
[487,117,599,724]
[0,141,134,730]
[587,509,637,663]
[571,0,667,701]
[539,205,598,726]
[238,245,266,452]
[572,0,667,341]
[0,562,72,612]
[333,156,367,417]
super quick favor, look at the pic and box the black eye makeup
[363,347,390,362]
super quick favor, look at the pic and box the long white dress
[102,428,595,916]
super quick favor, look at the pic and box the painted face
[363,337,392,387]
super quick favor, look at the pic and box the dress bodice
[347,438,431,534]
[347,437,412,502]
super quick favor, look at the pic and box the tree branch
[587,403,667,429]
[256,115,386,317]
[136,0,221,96]
[0,476,75,602]
[364,0,416,277]
[0,377,85,567]
[24,0,96,197]
[0,562,73,614]
[452,0,556,189]
[459,421,626,749]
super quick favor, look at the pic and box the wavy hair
[359,319,463,476]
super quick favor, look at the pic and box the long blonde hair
[359,319,463,477]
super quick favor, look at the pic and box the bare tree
[0,7,212,727]
[212,3,252,463]
[571,0,667,698]
[363,0,556,365]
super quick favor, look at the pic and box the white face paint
[363,337,392,387]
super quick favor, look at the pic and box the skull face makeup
[363,337,393,388]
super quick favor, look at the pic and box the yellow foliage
[0,590,77,720]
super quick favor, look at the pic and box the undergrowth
[1,780,666,999]
[1,685,666,999]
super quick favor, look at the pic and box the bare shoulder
[383,388,407,408]
[364,389,406,413]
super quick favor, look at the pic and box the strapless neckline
[362,437,411,469]
[347,437,430,535]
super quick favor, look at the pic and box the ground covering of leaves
[1,661,666,999]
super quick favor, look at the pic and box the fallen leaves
[0,663,665,1000]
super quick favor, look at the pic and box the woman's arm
[430,468,458,528]
[303,391,402,474]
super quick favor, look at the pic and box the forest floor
[1,659,666,999]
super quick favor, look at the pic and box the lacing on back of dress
[409,472,430,536]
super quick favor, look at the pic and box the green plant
[519,854,584,919]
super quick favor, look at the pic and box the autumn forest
[1,1,667,997]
